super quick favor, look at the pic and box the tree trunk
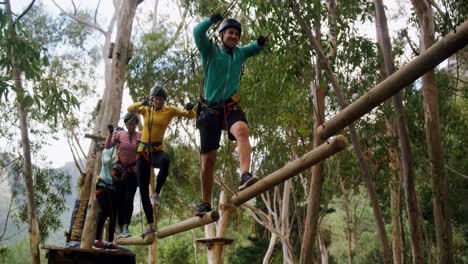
[290,4,393,263]
[317,231,329,264]
[299,8,327,263]
[409,1,454,263]
[81,0,142,249]
[263,233,277,264]
[374,1,425,262]
[339,177,353,264]
[14,59,42,264]
[6,1,41,262]
[280,181,294,264]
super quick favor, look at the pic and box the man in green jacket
[193,13,268,215]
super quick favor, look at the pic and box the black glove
[184,103,194,111]
[210,13,223,24]
[107,125,114,134]
[257,35,268,47]
[142,97,151,106]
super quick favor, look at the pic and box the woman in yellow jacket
[127,84,195,237]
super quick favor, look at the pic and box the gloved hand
[210,13,223,24]
[107,124,114,134]
[184,103,194,111]
[142,97,151,106]
[257,35,268,47]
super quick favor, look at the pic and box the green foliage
[4,156,71,241]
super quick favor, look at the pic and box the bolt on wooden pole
[231,135,348,206]
[317,19,468,140]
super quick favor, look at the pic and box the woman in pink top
[108,112,141,238]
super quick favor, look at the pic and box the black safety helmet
[123,112,139,124]
[219,18,242,35]
[150,82,167,99]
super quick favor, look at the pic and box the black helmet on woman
[123,112,139,124]
[150,82,167,99]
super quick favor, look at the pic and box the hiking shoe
[141,227,156,238]
[122,228,131,238]
[93,240,104,249]
[103,241,119,249]
[152,193,160,207]
[195,202,212,216]
[238,172,258,191]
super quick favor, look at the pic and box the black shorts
[196,106,248,154]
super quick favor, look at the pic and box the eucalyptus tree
[409,0,459,262]
[373,0,425,262]
[1,1,79,262]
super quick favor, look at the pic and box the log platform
[43,244,135,264]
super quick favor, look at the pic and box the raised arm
[194,14,222,57]
[127,102,147,115]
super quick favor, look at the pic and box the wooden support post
[196,237,234,264]
[317,19,468,140]
[231,135,348,206]
[156,211,220,239]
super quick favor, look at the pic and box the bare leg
[200,150,217,203]
[229,121,251,174]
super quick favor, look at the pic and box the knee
[234,124,249,140]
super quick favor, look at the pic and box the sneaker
[116,227,124,238]
[141,227,156,238]
[195,202,212,216]
[238,172,258,191]
[93,240,104,249]
[123,228,131,238]
[103,241,119,249]
[152,193,160,207]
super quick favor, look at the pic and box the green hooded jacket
[193,18,262,103]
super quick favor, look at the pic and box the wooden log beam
[231,135,348,206]
[317,19,468,140]
[116,234,155,245]
[84,133,106,141]
[116,211,220,244]
[156,211,220,239]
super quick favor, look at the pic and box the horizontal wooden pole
[115,234,154,245]
[317,19,468,140]
[116,211,220,244]
[232,135,348,206]
[84,133,106,141]
[156,211,220,239]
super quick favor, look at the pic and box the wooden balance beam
[116,211,220,245]
[317,19,468,140]
[231,135,348,206]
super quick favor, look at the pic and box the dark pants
[114,170,137,226]
[96,185,117,242]
[136,151,171,224]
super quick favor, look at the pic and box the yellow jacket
[127,102,195,151]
